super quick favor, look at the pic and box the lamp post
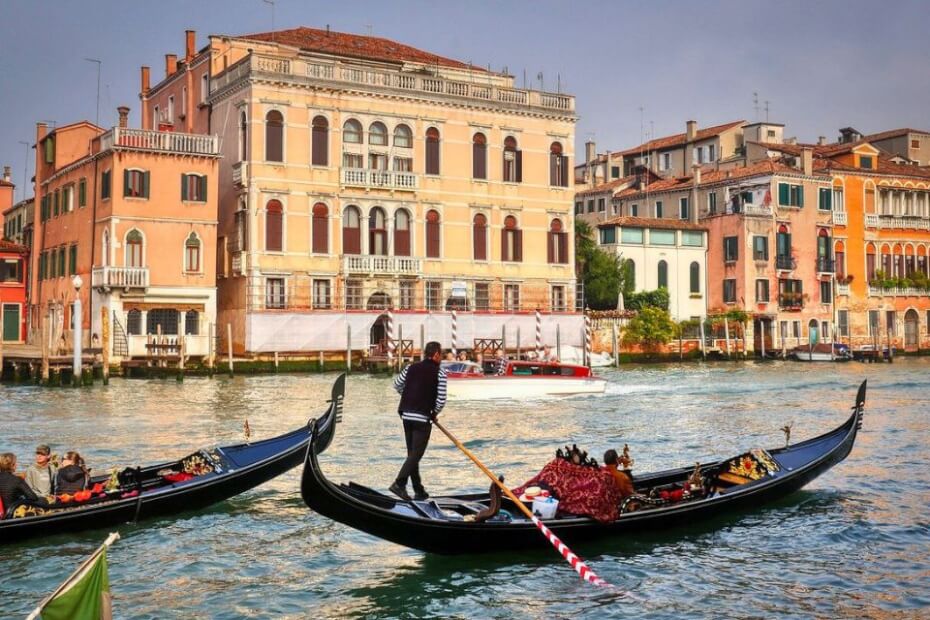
[72,275,83,386]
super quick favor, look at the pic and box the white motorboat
[443,360,607,399]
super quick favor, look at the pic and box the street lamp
[72,275,83,386]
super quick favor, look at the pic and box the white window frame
[167,95,175,123]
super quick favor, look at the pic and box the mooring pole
[226,323,234,377]
[101,308,110,385]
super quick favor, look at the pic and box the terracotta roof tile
[240,26,485,72]
[863,127,930,142]
[596,216,707,231]
[575,176,636,197]
[618,120,746,157]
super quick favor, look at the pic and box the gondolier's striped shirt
[394,363,448,424]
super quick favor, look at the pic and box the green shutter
[778,183,789,205]
[53,191,59,216]
[181,174,188,201]
[69,245,77,275]
[797,185,804,208]
[143,171,150,198]
[123,170,130,197]
[79,179,86,206]
[200,175,207,202]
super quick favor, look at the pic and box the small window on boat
[513,366,533,375]
[561,367,575,376]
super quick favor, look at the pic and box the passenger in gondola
[0,453,49,517]
[55,452,89,494]
[25,444,58,496]
[603,449,634,499]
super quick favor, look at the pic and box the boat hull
[446,376,607,399]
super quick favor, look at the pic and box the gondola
[2,374,345,544]
[300,380,865,555]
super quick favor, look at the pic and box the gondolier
[391,341,448,501]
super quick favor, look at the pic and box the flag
[29,533,118,620]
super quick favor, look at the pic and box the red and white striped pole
[386,309,395,366]
[535,308,542,359]
[584,310,592,368]
[451,309,458,356]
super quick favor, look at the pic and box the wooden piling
[41,315,50,384]
[101,308,110,385]
[346,324,352,372]
[724,319,732,358]
[612,322,619,368]
[699,319,707,361]
[226,323,234,377]
[273,350,279,372]
[319,350,324,371]
[516,326,521,360]
[556,324,561,361]
[420,323,425,360]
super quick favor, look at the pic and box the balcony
[341,168,418,191]
[742,204,773,217]
[816,258,835,273]
[776,255,797,271]
[833,211,847,226]
[342,255,422,276]
[232,162,248,187]
[865,214,880,228]
[837,283,850,296]
[92,266,149,290]
[869,285,929,297]
[875,215,930,231]
[778,293,804,310]
[99,127,221,157]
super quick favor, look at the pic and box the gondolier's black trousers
[396,419,432,490]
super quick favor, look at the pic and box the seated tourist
[603,449,635,499]
[25,444,57,496]
[457,351,469,362]
[55,451,89,494]
[445,351,456,361]
[0,453,49,515]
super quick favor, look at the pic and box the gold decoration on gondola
[619,444,634,471]
[781,421,794,448]
[244,419,252,444]
[105,467,120,492]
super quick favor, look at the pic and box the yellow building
[143,27,579,355]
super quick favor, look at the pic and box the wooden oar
[433,418,610,588]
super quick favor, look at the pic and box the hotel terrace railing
[211,54,575,114]
[342,255,422,276]
[100,127,221,156]
[341,168,418,190]
[92,266,150,290]
[776,255,797,271]
[232,162,248,187]
[869,285,930,297]
[833,211,847,225]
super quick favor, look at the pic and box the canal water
[1,360,928,618]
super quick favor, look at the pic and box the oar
[432,418,610,588]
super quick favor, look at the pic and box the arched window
[473,213,488,261]
[265,199,283,252]
[342,206,361,255]
[127,309,141,335]
[657,260,668,289]
[426,210,441,259]
[369,122,387,146]
[311,116,328,166]
[503,136,522,183]
[550,142,568,187]
[393,124,412,148]
[369,207,387,255]
[866,242,876,282]
[394,209,411,257]
[125,229,144,267]
[343,119,362,144]
[502,215,522,262]
[185,310,199,336]
[834,240,846,280]
[239,111,248,161]
[547,218,568,264]
[265,110,284,162]
[690,262,700,293]
[312,203,329,254]
[184,232,201,272]
[425,127,440,175]
[472,133,487,180]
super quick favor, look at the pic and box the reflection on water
[2,359,929,617]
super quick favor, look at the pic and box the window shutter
[778,183,789,205]
[426,140,439,175]
[473,223,485,261]
[473,144,486,179]
[515,150,523,183]
[266,204,283,252]
[123,170,130,197]
[560,155,569,187]
[797,186,804,208]
[549,154,557,186]
[500,230,507,261]
[515,230,523,262]
[547,232,554,263]
[312,126,328,166]
[181,174,188,201]
[143,172,150,198]
[200,176,207,202]
[559,232,568,263]
[394,228,410,256]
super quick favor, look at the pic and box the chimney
[117,106,130,129]
[3,166,11,183]
[686,120,697,142]
[801,147,813,176]
[185,30,196,63]
[605,150,612,179]
[140,66,151,95]
[817,136,827,146]
[692,164,701,186]
[165,54,178,77]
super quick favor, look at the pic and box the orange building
[31,107,221,359]
[1,169,29,343]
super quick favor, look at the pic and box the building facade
[1,239,28,343]
[3,197,34,250]
[142,27,580,355]
[30,109,220,359]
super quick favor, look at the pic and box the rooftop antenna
[365,24,373,36]
[537,72,543,92]
[753,91,759,121]
[557,73,561,94]
[764,100,770,122]
[84,58,102,127]
[262,0,275,41]
[17,140,30,201]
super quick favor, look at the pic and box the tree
[575,219,627,310]
[622,306,676,351]
[625,288,670,311]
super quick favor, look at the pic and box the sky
[1,0,929,202]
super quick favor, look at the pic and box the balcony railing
[875,215,930,231]
[742,204,773,217]
[776,255,797,271]
[92,266,149,289]
[341,168,418,190]
[232,162,248,186]
[778,294,804,309]
[99,127,221,156]
[212,54,575,114]
[816,258,836,273]
[342,255,422,275]
[869,285,929,297]
[837,283,850,296]
[833,211,847,225]
[865,214,880,228]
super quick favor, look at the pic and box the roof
[863,127,930,142]
[575,176,635,198]
[240,26,486,72]
[0,239,29,254]
[618,120,745,157]
[817,155,930,180]
[597,216,707,231]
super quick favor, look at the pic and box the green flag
[31,537,115,620]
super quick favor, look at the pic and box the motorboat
[443,360,606,399]
[790,343,852,362]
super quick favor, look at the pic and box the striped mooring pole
[584,310,592,367]
[386,309,395,366]
[451,309,458,356]
[535,308,542,358]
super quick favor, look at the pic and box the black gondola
[2,374,345,544]
[300,380,865,555]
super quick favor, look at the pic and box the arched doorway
[371,313,389,354]
[366,292,391,310]
[904,309,919,350]
[808,319,820,345]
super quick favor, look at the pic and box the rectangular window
[181,174,207,202]
[778,279,804,308]
[661,153,671,171]
[837,310,849,337]
[708,192,717,214]
[504,284,520,311]
[708,144,716,162]
[574,202,583,215]
[399,281,415,310]
[681,231,703,247]
[53,190,59,216]
[57,247,65,277]
[621,227,643,244]
[343,153,363,169]
[587,200,594,213]
[201,74,209,103]
[474,282,490,311]
[600,227,616,244]
[312,279,331,309]
[755,279,770,303]
[0,258,23,283]
[124,169,149,198]
[792,321,801,339]
[859,155,873,169]
[63,186,73,212]
[78,178,86,207]
[630,204,638,217]
[611,166,620,179]
[265,278,285,309]
[868,310,880,336]
[818,188,832,211]
[101,170,111,200]
[426,281,443,311]
[393,157,413,172]
[679,197,689,220]
[597,198,605,212]
[753,236,768,261]
[723,279,736,303]
[778,182,804,207]
[820,280,832,304]
[43,136,55,164]
[886,310,896,335]
[345,279,363,310]
[655,201,663,218]
[551,285,566,312]
[724,236,739,262]
[368,153,387,171]
[650,229,676,246]
[694,146,704,164]
[68,244,77,275]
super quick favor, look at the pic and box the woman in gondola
[55,451,89,494]
[0,453,49,517]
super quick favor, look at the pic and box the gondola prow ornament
[781,422,793,448]
[244,419,252,444]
